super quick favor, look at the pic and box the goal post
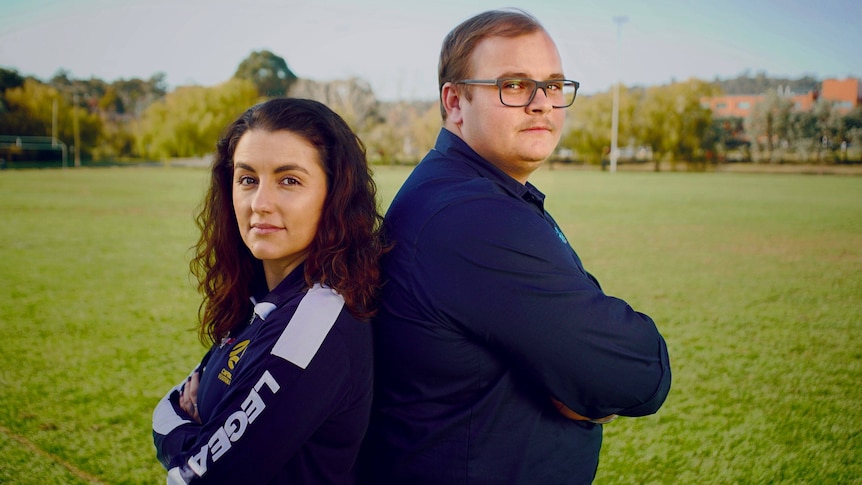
[0,135,69,168]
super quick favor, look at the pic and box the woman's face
[232,129,328,290]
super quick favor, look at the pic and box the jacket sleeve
[153,362,207,470]
[159,321,359,484]
[414,196,671,420]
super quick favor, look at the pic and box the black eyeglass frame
[455,78,580,108]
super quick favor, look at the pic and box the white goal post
[0,135,69,168]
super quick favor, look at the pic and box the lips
[522,123,553,133]
[250,223,283,235]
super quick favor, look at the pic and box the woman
[152,98,385,484]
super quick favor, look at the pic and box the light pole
[73,93,81,167]
[610,15,628,173]
[52,98,58,147]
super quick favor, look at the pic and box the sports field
[1,166,860,484]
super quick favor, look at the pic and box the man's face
[449,31,567,183]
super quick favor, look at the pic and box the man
[363,9,671,484]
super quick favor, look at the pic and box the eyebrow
[234,162,310,175]
[498,71,566,80]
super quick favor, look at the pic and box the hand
[551,398,618,424]
[179,371,202,424]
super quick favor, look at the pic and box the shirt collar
[434,128,547,211]
[257,263,309,309]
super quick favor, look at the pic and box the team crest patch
[218,339,249,385]
[554,224,569,244]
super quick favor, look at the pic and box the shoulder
[389,166,526,233]
[405,186,544,245]
[268,285,371,371]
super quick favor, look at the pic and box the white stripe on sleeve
[153,385,192,435]
[270,284,344,369]
[167,466,189,485]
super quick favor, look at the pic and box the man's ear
[441,82,463,125]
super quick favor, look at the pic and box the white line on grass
[0,425,108,485]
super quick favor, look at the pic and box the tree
[706,117,747,162]
[559,86,638,166]
[844,106,862,134]
[812,99,846,162]
[406,102,442,161]
[715,71,819,96]
[0,79,48,135]
[666,80,717,164]
[364,101,438,164]
[233,50,297,97]
[289,77,380,135]
[746,88,794,162]
[2,80,101,154]
[109,73,168,117]
[786,110,819,161]
[843,107,862,160]
[632,85,672,170]
[630,79,716,170]
[561,91,612,164]
[135,79,259,159]
[0,67,25,94]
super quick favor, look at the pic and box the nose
[528,86,553,113]
[250,183,274,213]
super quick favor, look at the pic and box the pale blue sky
[1,0,860,101]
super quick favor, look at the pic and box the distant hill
[713,71,820,95]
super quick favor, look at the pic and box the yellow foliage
[134,79,260,159]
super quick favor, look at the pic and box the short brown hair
[437,9,545,119]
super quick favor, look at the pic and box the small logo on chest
[218,339,250,385]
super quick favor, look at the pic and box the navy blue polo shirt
[364,129,671,484]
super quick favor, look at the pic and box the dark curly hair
[191,97,386,345]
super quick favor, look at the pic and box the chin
[522,142,557,160]
[248,245,278,262]
[523,150,554,163]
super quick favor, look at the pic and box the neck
[263,256,306,291]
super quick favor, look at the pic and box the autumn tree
[406,102,443,161]
[632,79,716,170]
[561,91,613,164]
[746,88,794,162]
[107,74,168,117]
[812,100,844,156]
[234,50,297,97]
[631,85,671,170]
[782,110,818,161]
[0,67,24,94]
[706,116,748,162]
[289,77,380,135]
[743,92,856,163]
[671,79,718,166]
[842,107,862,160]
[1,79,101,161]
[561,86,638,165]
[364,101,438,164]
[135,78,259,159]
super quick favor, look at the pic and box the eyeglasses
[455,78,580,108]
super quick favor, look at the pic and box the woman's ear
[441,82,463,126]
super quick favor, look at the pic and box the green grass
[1,166,860,484]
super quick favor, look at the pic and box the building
[821,78,862,112]
[702,78,860,118]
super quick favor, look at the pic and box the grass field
[1,166,860,484]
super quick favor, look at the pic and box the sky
[1,0,860,101]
